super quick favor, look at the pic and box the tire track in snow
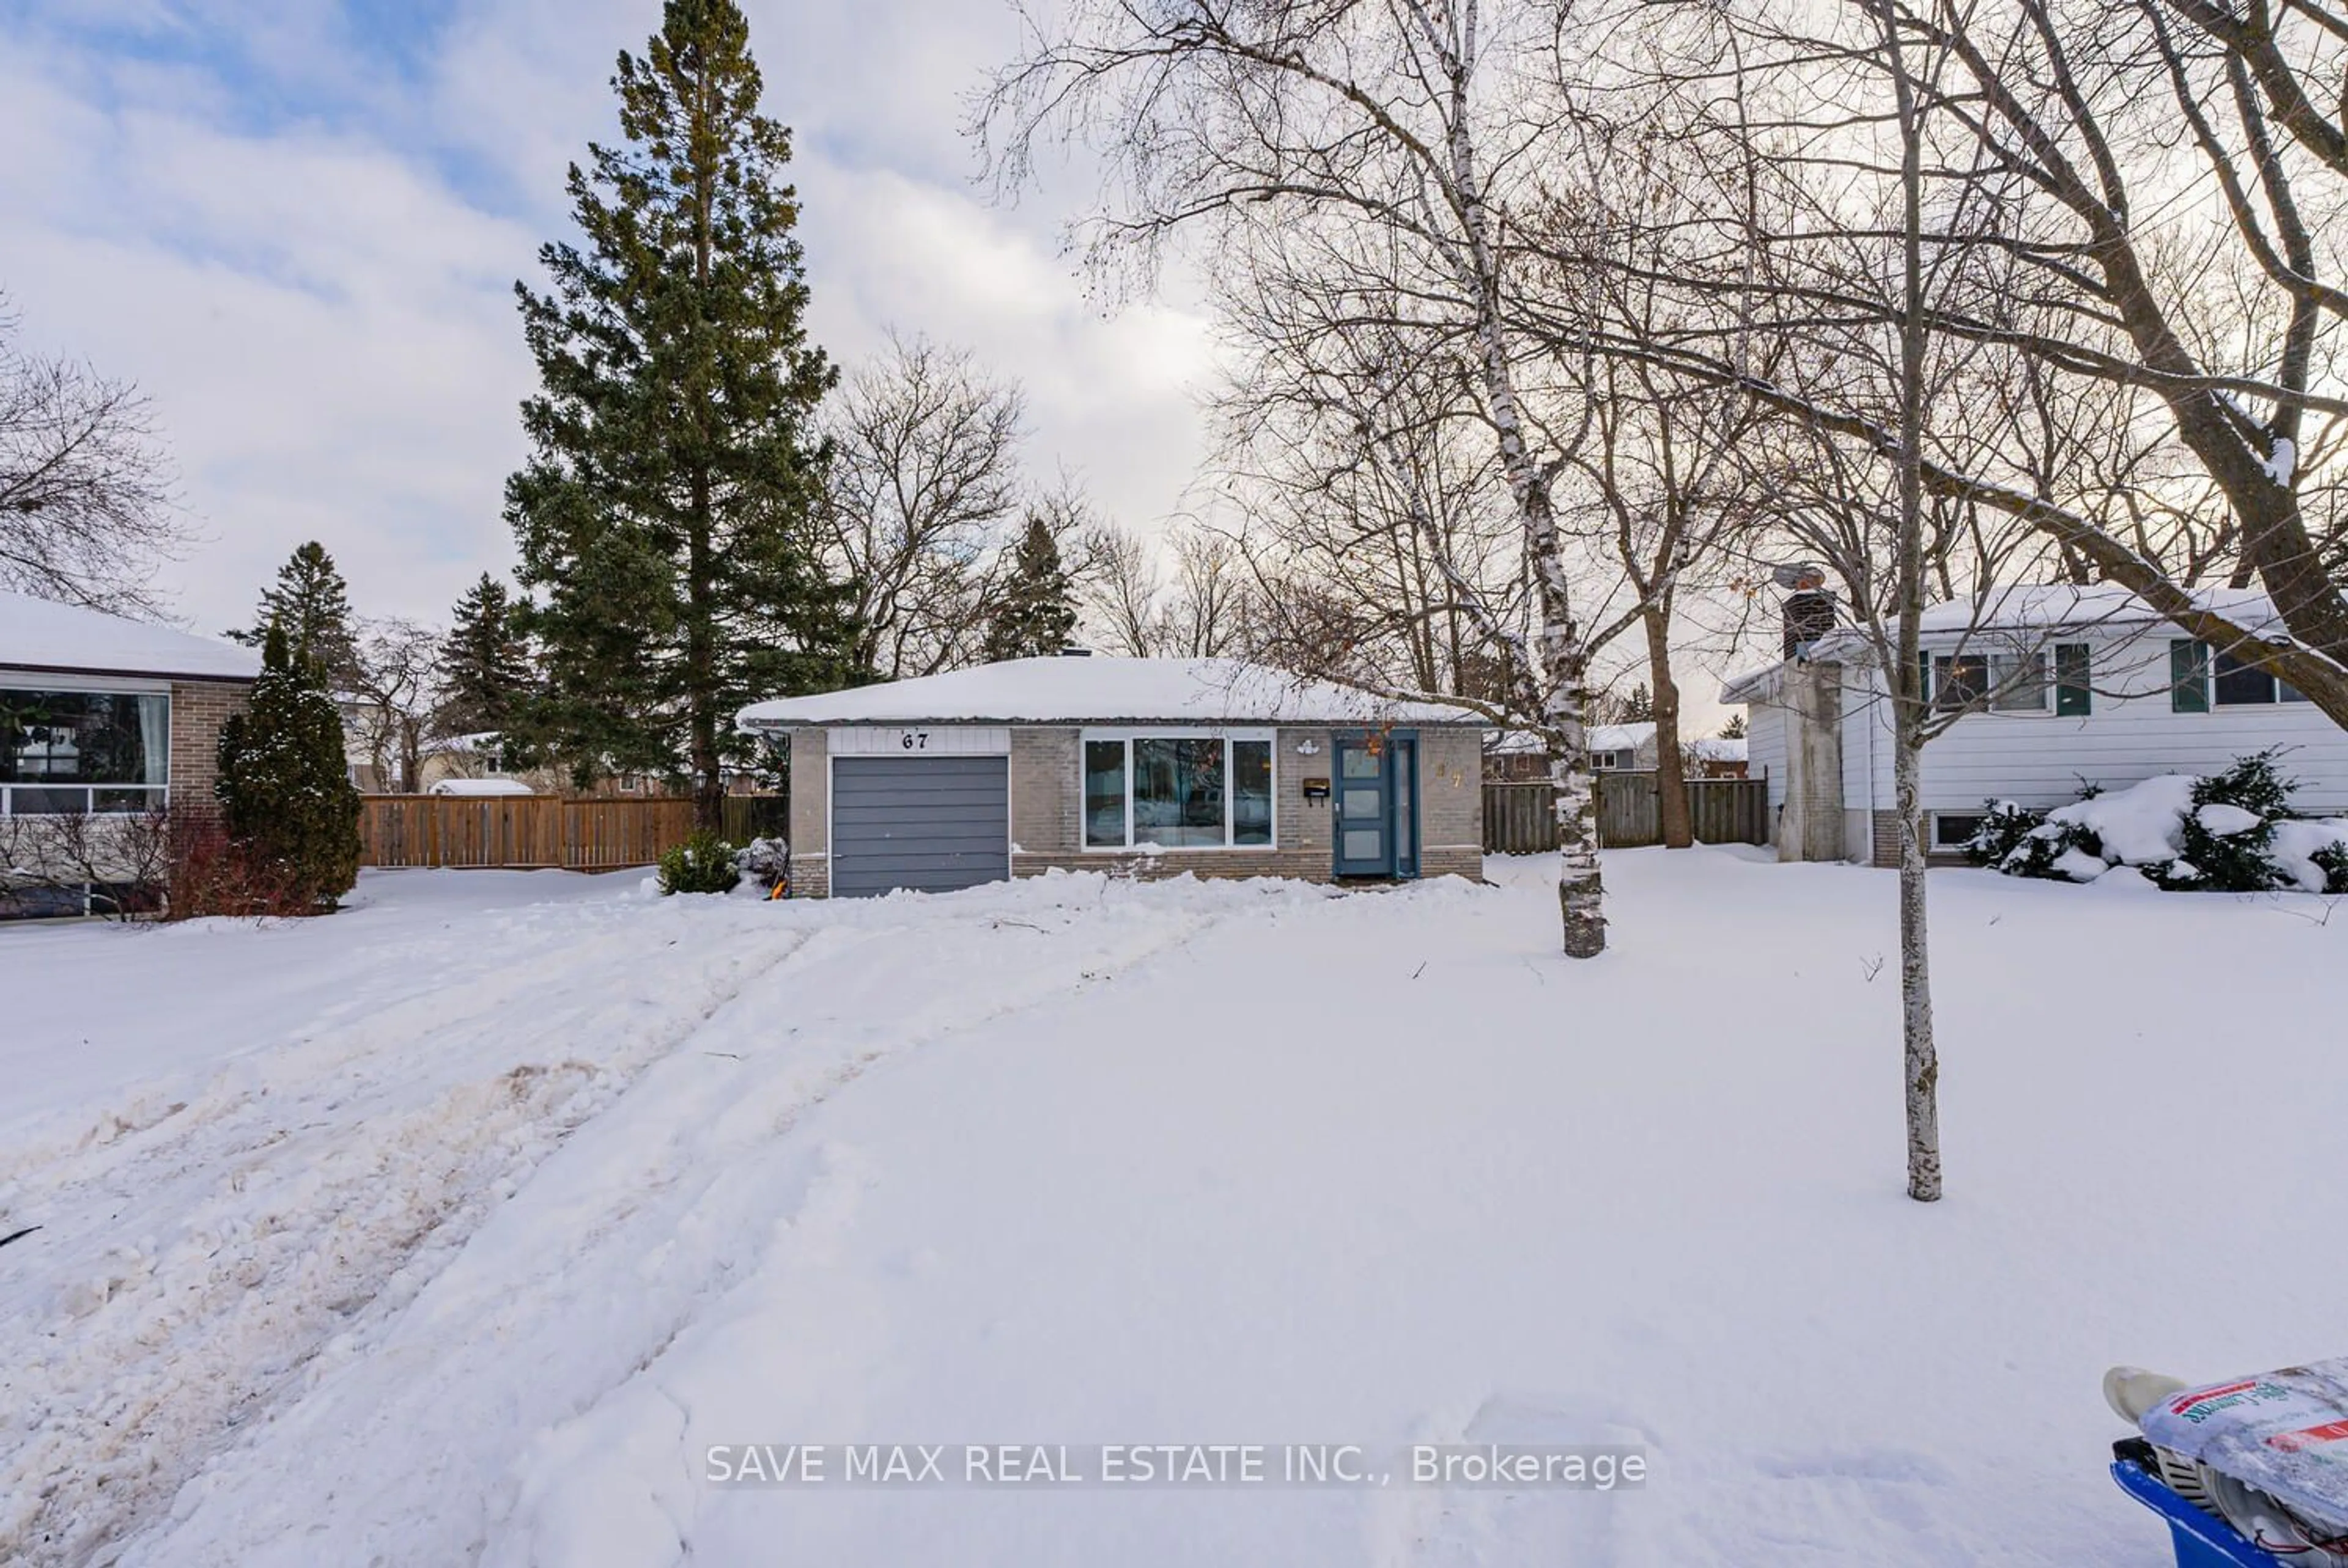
[103,880,1288,1568]
[0,911,815,1568]
[474,893,1265,1568]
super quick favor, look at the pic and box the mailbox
[1301,776,1332,801]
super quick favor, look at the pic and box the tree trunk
[1644,605,1692,849]
[1549,651,1606,958]
[1894,708,1941,1201]
[687,463,723,835]
[1886,6,1943,1202]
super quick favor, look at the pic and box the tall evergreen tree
[506,0,857,826]
[228,542,355,679]
[981,512,1079,661]
[216,623,363,911]
[438,573,534,740]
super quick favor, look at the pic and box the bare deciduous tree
[824,334,1026,679]
[0,296,185,616]
[980,0,1639,954]
[345,619,444,792]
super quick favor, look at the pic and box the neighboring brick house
[2,591,259,915]
[737,655,1483,899]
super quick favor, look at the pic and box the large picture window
[1082,731,1274,850]
[1,689,170,814]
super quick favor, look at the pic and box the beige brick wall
[168,680,251,823]
[1010,727,1080,855]
[785,727,829,897]
[1419,726,1483,878]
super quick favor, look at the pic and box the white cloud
[0,0,1217,636]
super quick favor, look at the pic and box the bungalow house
[736,655,1484,897]
[2,590,260,915]
[1722,584,2348,865]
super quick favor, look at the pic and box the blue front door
[1332,732,1419,878]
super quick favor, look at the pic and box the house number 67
[899,731,929,751]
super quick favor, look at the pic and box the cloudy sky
[0,0,1217,637]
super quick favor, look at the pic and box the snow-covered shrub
[1965,802,2044,868]
[2043,774,2195,868]
[2273,820,2348,894]
[2142,752,2292,893]
[657,832,740,896]
[734,836,789,894]
[1981,751,2345,894]
[1965,801,2099,880]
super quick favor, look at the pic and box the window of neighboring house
[2171,640,2212,712]
[1932,654,1990,713]
[1082,731,1275,849]
[1932,812,1985,852]
[1989,652,2050,713]
[2174,641,2309,709]
[0,688,169,815]
[2054,644,2093,716]
[2213,649,2278,707]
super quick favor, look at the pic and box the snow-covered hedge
[1966,751,2348,893]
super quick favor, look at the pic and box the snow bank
[2044,775,2197,866]
[2275,818,2348,893]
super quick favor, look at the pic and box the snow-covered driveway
[5,854,2346,1566]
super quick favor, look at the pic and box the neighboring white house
[1722,585,2348,866]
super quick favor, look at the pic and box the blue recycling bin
[2111,1454,2287,1567]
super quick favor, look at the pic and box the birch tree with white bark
[979,0,1625,952]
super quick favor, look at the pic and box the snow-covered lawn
[4,852,2344,1566]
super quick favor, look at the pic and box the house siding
[1856,630,2348,820]
[1746,702,1788,830]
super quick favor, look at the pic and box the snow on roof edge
[1,590,262,682]
[736,657,1483,731]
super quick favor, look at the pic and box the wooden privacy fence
[358,795,785,870]
[1483,774,1770,854]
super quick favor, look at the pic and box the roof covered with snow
[1911,583,2288,636]
[737,657,1482,729]
[426,778,534,797]
[1,591,262,683]
[1718,584,2309,704]
[1490,722,1740,760]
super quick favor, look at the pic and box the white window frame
[1929,648,2057,716]
[1079,727,1277,852]
[1,682,172,817]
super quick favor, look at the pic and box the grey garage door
[830,754,1010,897]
